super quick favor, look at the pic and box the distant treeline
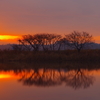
[12,31,94,53]
[0,31,98,63]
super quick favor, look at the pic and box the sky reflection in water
[0,64,100,100]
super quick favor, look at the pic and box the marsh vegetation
[0,49,100,63]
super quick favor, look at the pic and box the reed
[0,49,100,63]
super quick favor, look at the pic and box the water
[0,63,100,100]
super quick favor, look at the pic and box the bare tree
[18,35,42,51]
[34,33,51,51]
[34,33,62,51]
[65,31,94,52]
[51,34,62,50]
[56,37,68,51]
[18,33,62,52]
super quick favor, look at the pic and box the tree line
[12,31,94,52]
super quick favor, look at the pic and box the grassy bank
[0,61,100,70]
[0,49,100,63]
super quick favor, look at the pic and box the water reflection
[13,68,94,89]
[0,62,98,89]
[65,69,94,89]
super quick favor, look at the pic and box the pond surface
[0,65,100,100]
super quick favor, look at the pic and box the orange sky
[94,36,100,43]
[0,0,100,44]
[0,35,21,44]
[0,35,20,40]
[0,35,100,44]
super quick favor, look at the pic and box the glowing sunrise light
[0,35,19,40]
[0,74,12,79]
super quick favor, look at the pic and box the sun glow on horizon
[0,35,100,43]
[0,74,12,79]
[94,36,100,43]
[0,35,20,40]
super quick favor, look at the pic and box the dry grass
[0,49,100,63]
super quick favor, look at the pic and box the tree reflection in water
[17,68,95,89]
[65,69,94,89]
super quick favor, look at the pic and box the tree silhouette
[18,35,41,51]
[18,33,62,51]
[65,31,94,52]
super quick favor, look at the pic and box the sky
[0,0,100,44]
